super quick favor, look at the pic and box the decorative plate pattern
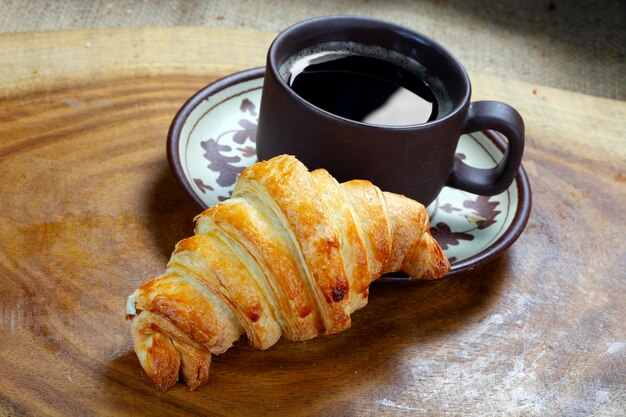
[168,68,531,276]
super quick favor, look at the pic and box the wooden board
[1,27,625,416]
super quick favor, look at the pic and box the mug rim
[267,15,472,131]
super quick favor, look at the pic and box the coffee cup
[256,16,524,206]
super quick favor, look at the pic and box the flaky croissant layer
[126,155,449,390]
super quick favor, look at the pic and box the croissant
[125,155,449,390]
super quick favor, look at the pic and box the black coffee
[281,44,449,126]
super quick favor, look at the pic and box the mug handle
[447,100,525,195]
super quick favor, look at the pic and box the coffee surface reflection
[286,51,441,126]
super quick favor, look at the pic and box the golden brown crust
[311,169,370,312]
[380,192,428,274]
[130,311,181,391]
[172,339,211,391]
[126,155,449,390]
[170,232,282,350]
[340,180,392,281]
[196,197,322,341]
[234,155,352,334]
[135,272,242,354]
[402,226,450,279]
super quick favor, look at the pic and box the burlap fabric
[1,0,623,100]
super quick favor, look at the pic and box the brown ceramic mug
[256,16,524,206]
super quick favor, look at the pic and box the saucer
[168,67,531,277]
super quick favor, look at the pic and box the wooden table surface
[1,27,624,416]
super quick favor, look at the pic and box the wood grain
[1,28,625,416]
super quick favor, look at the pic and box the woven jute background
[1,0,624,100]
